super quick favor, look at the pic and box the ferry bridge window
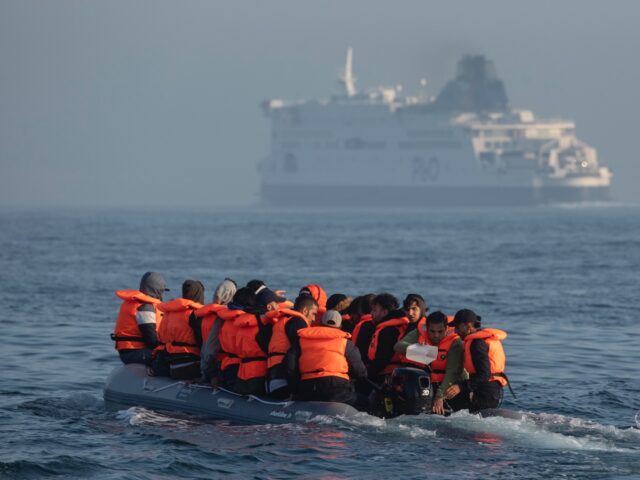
[283,153,298,173]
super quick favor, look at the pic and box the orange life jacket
[157,298,203,356]
[194,303,226,346]
[416,317,460,383]
[368,316,410,375]
[266,309,311,369]
[298,326,350,381]
[351,313,373,346]
[463,328,508,387]
[216,307,245,371]
[112,290,161,350]
[234,312,274,381]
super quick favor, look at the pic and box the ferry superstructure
[259,50,612,206]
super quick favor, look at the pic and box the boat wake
[111,402,639,455]
[321,409,639,452]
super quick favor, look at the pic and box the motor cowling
[390,367,433,416]
[369,367,433,418]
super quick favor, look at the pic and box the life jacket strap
[241,356,267,363]
[493,372,516,398]
[110,333,144,342]
[171,341,198,347]
[268,352,286,357]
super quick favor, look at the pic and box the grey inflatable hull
[103,364,360,424]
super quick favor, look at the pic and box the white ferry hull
[261,183,611,207]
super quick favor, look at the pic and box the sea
[1,205,639,479]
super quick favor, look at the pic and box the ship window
[283,153,298,173]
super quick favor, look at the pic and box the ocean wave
[0,456,99,477]
[17,393,103,419]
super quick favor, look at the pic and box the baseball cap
[256,287,286,307]
[449,309,481,326]
[322,310,343,328]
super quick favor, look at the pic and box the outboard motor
[390,367,433,415]
[369,367,433,418]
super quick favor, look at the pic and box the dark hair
[232,287,257,308]
[246,279,266,293]
[294,294,318,312]
[371,293,399,312]
[326,293,347,310]
[349,293,375,316]
[425,311,448,327]
[182,280,205,304]
[403,293,427,317]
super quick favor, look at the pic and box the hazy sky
[1,1,639,207]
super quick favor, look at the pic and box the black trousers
[469,381,502,413]
[296,377,358,406]
[119,348,153,365]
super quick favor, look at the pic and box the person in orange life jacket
[349,294,376,361]
[403,293,428,325]
[298,284,327,324]
[285,310,366,406]
[198,278,237,383]
[232,287,281,396]
[367,293,411,383]
[326,294,354,333]
[205,287,257,389]
[112,272,169,365]
[151,280,205,378]
[266,294,318,399]
[444,309,509,413]
[394,311,468,415]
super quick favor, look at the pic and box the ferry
[259,50,612,206]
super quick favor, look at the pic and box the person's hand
[432,397,445,415]
[444,383,461,400]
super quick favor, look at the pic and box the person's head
[348,294,375,322]
[403,293,427,323]
[139,272,169,300]
[232,287,257,309]
[213,278,237,305]
[326,293,352,314]
[299,284,327,309]
[424,311,448,345]
[293,294,319,322]
[450,309,481,339]
[256,287,286,312]
[246,279,266,294]
[182,280,205,304]
[371,293,399,323]
[321,310,342,329]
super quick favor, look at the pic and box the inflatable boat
[103,364,360,424]
[104,364,521,424]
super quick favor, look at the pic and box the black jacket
[462,338,493,392]
[367,309,408,379]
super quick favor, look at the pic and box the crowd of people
[112,272,511,414]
